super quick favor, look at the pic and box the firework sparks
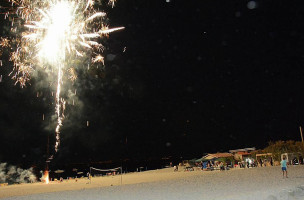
[1,0,124,153]
[108,0,116,8]
[68,67,77,82]
[92,54,104,64]
[0,37,10,47]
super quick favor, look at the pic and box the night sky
[1,0,304,168]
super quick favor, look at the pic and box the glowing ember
[44,170,49,184]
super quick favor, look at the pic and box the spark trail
[1,0,124,153]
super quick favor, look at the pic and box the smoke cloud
[0,163,36,184]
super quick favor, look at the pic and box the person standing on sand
[280,156,288,178]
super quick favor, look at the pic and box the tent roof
[256,153,272,157]
[208,153,234,158]
[236,152,252,156]
[196,153,234,162]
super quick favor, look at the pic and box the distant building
[195,152,235,168]
[204,153,234,160]
[196,152,234,162]
[229,147,256,161]
[229,147,256,154]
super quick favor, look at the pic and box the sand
[1,165,304,200]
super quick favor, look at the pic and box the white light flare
[38,1,74,64]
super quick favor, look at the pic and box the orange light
[44,170,49,184]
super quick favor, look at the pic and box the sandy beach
[1,166,304,200]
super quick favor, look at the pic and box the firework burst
[1,0,124,153]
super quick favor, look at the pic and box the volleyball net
[90,166,122,177]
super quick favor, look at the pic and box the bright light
[44,170,49,184]
[245,158,253,164]
[38,1,74,63]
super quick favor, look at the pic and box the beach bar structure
[197,153,234,161]
[229,147,256,162]
[196,153,235,168]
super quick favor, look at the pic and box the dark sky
[1,0,304,167]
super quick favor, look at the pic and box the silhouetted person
[270,158,273,166]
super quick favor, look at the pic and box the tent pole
[120,166,122,185]
[90,167,91,184]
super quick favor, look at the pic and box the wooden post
[90,167,92,184]
[300,126,304,145]
[120,167,122,185]
[300,126,304,164]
